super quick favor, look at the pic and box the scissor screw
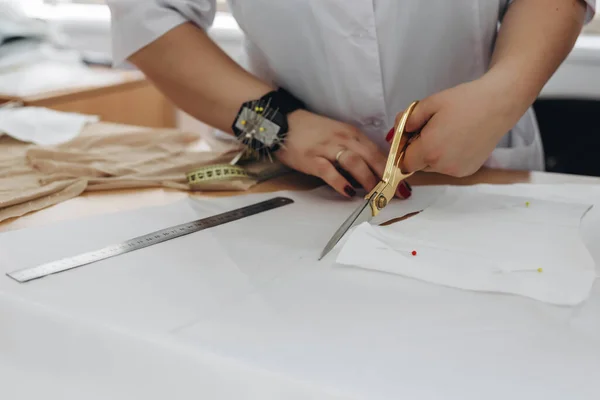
[377,195,388,209]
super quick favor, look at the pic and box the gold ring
[335,149,346,163]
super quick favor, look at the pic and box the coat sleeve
[106,0,217,66]
[583,0,597,22]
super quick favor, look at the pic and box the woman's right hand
[276,110,412,199]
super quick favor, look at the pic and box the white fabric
[0,107,98,145]
[107,0,596,172]
[0,183,599,399]
[336,186,596,306]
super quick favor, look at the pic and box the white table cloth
[1,183,599,399]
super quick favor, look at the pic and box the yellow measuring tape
[186,161,290,189]
[186,164,250,184]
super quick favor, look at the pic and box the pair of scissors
[318,100,420,260]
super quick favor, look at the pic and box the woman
[107,0,594,199]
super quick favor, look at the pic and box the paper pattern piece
[0,106,98,145]
[337,186,596,306]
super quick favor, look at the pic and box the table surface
[2,123,600,400]
[0,68,145,104]
[2,150,600,233]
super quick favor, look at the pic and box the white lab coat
[107,0,596,171]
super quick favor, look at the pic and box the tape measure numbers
[7,197,294,283]
[186,162,291,187]
[186,164,250,184]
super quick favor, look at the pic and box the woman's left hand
[396,76,522,177]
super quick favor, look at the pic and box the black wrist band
[230,86,305,158]
[260,87,305,115]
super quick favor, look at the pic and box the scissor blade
[319,199,374,260]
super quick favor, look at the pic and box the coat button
[360,117,385,128]
[355,28,370,38]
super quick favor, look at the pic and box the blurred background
[3,0,600,176]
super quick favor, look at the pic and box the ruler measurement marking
[7,197,293,283]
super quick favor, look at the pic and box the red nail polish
[386,128,394,142]
[344,185,356,197]
[397,183,411,199]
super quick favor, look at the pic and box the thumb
[396,100,437,173]
[388,100,436,143]
[405,98,436,133]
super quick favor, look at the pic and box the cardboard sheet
[0,183,599,400]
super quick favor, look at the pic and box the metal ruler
[7,197,294,283]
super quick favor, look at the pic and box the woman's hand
[397,76,520,177]
[396,0,587,177]
[276,110,412,199]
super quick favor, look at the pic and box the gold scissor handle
[366,100,420,216]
